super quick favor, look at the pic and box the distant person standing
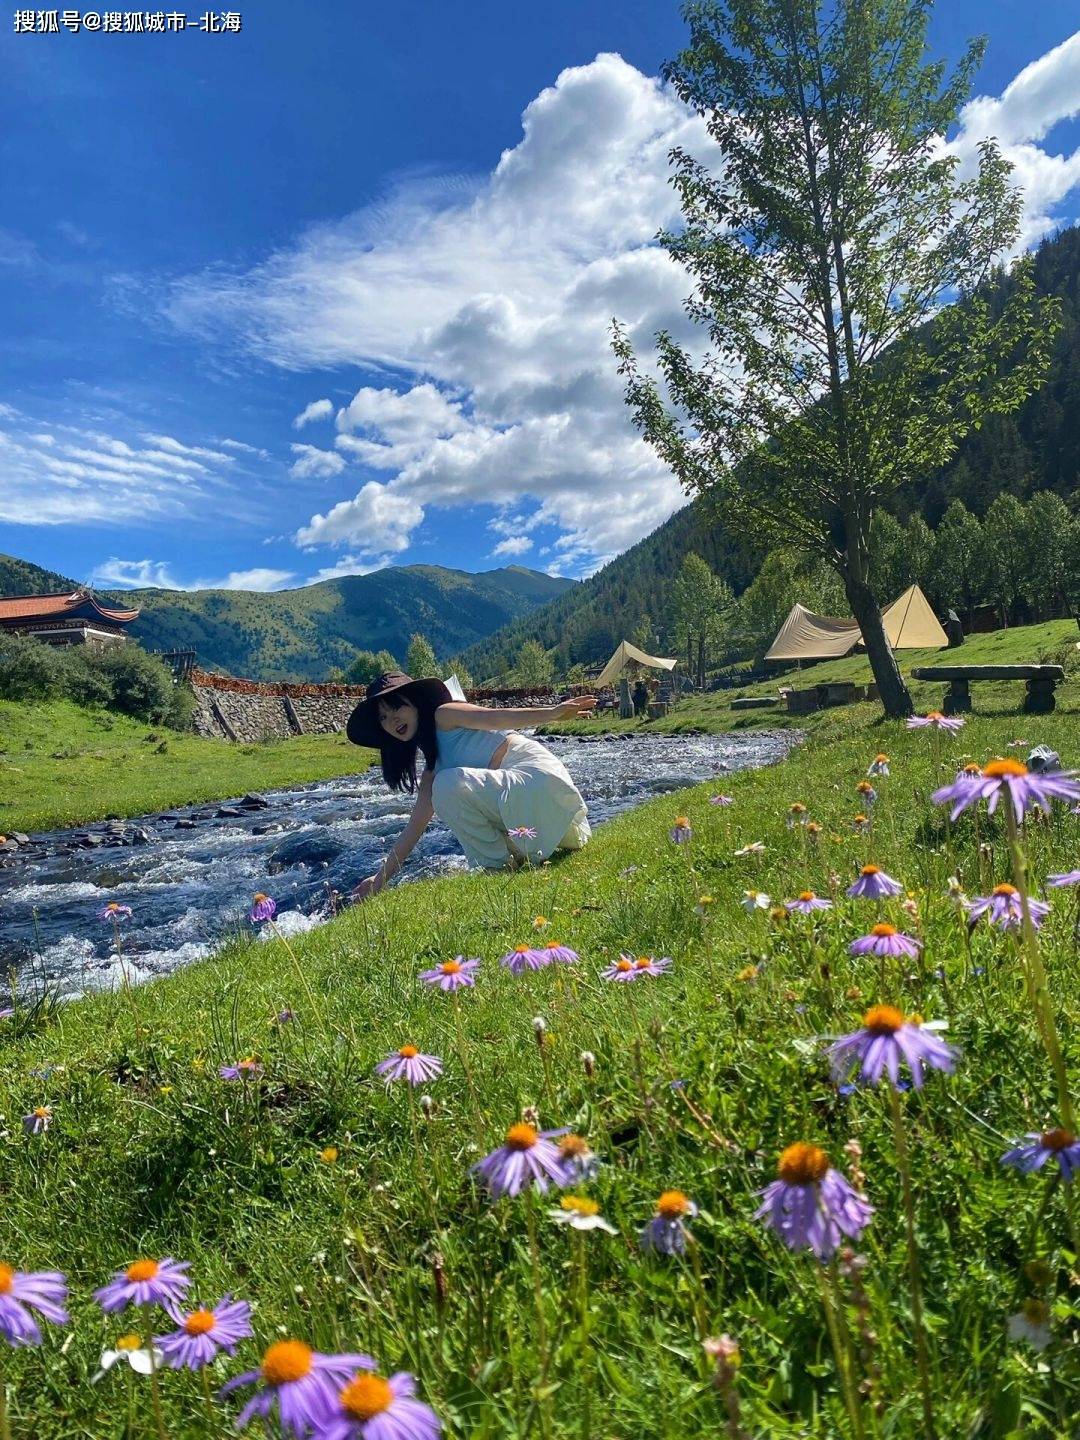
[632,678,649,716]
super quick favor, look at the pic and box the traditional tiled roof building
[0,590,140,647]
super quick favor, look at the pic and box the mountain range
[0,556,573,681]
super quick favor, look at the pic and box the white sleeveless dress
[430,721,591,870]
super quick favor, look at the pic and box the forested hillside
[458,224,1080,679]
[112,564,573,680]
[0,554,78,596]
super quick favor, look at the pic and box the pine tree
[405,633,438,678]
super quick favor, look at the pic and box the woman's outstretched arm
[351,769,435,902]
[436,695,597,731]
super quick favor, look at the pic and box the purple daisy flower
[755,1143,873,1260]
[709,794,734,806]
[418,956,480,991]
[471,1123,572,1199]
[855,782,877,807]
[848,924,922,960]
[156,1296,252,1370]
[846,865,903,900]
[223,1342,375,1437]
[601,955,639,981]
[540,942,579,964]
[375,1047,443,1085]
[867,754,890,777]
[629,954,672,978]
[96,902,132,922]
[22,1106,52,1136]
[557,1134,601,1181]
[0,1266,68,1347]
[966,884,1049,932]
[670,816,692,844]
[249,892,277,924]
[1001,1128,1080,1183]
[640,1191,697,1255]
[500,945,549,974]
[786,803,808,829]
[907,711,965,731]
[95,1258,191,1314]
[317,1370,441,1440]
[219,1057,264,1081]
[1047,871,1080,889]
[507,826,537,840]
[785,891,833,915]
[933,758,1080,824]
[828,1006,957,1089]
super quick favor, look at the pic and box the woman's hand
[351,873,384,903]
[552,694,598,722]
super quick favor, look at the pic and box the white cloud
[304,555,392,583]
[0,420,240,527]
[166,43,1080,574]
[292,398,334,429]
[289,443,346,479]
[90,557,296,591]
[491,535,533,557]
[295,481,424,557]
[949,30,1080,247]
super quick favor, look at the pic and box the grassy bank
[1,706,1079,1436]
[544,618,1080,736]
[0,700,372,833]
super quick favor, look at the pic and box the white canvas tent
[595,640,678,688]
[764,584,947,664]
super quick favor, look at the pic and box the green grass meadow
[0,700,372,833]
[1,693,1079,1436]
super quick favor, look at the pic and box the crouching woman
[346,671,596,900]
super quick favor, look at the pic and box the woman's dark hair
[377,690,440,793]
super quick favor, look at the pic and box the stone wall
[189,669,364,742]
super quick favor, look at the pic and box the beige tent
[595,640,678,688]
[764,584,947,663]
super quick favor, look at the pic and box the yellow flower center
[1041,1128,1076,1152]
[261,1340,313,1385]
[777,1142,829,1185]
[340,1373,394,1421]
[806,822,822,833]
[615,959,633,972]
[982,758,1027,778]
[320,1146,339,1164]
[125,1259,159,1283]
[854,814,868,824]
[790,803,806,813]
[559,1134,590,1158]
[514,945,531,954]
[862,1004,905,1034]
[398,1045,419,1059]
[991,883,1019,897]
[560,1195,600,1217]
[533,916,548,926]
[505,1123,538,1151]
[926,711,943,721]
[857,781,873,793]
[860,865,880,876]
[32,1107,50,1120]
[875,754,888,764]
[1021,1298,1050,1325]
[0,1265,13,1295]
[183,1309,216,1336]
[870,923,897,937]
[634,957,653,969]
[238,1057,258,1071]
[253,892,268,903]
[656,1190,691,1218]
[440,960,462,975]
[798,891,816,903]
[117,1334,143,1352]
[674,816,689,827]
[962,763,981,775]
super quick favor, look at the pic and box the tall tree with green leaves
[512,639,555,688]
[1022,491,1073,619]
[670,552,734,685]
[932,498,984,618]
[405,633,438,678]
[615,0,1058,716]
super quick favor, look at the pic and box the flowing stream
[0,730,799,997]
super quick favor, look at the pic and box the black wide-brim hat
[346,671,453,749]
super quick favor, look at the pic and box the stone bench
[731,696,778,710]
[911,664,1066,715]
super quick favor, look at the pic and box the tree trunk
[843,571,914,719]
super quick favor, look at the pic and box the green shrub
[0,633,68,700]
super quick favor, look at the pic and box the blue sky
[2,3,1079,593]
